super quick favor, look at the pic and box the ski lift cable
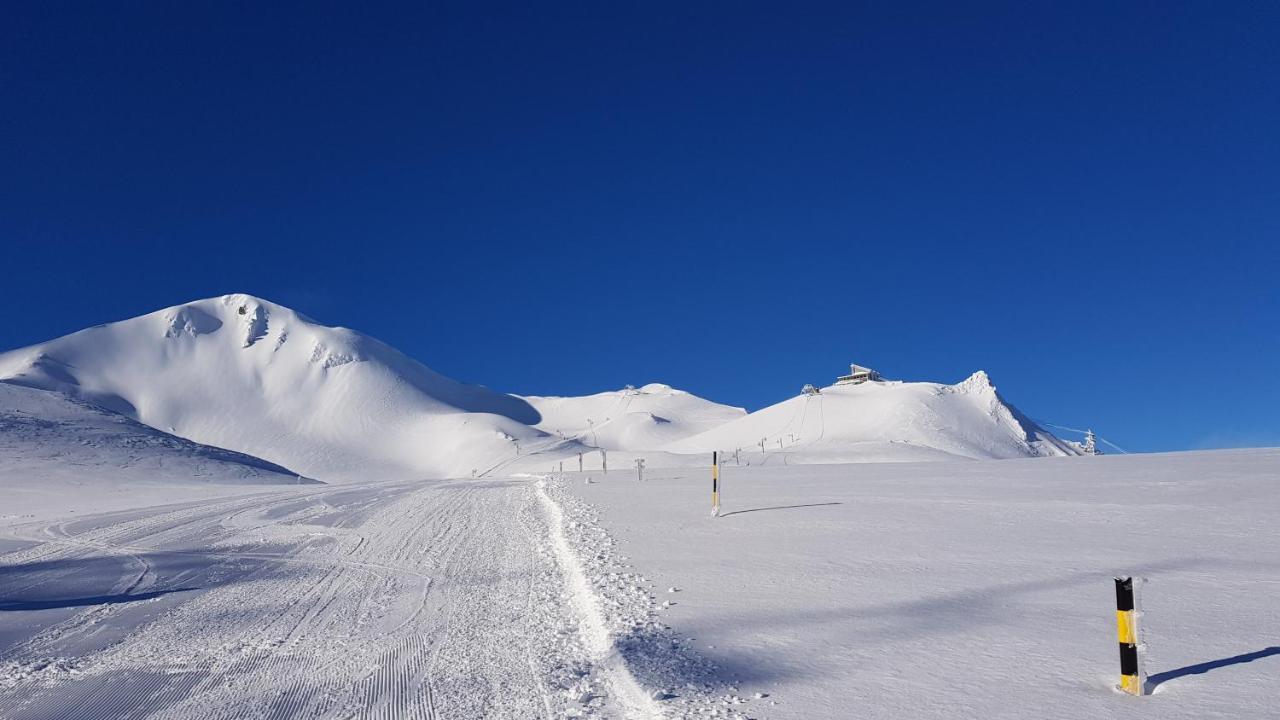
[1037,420,1091,435]
[1033,418,1131,454]
[1097,437,1131,454]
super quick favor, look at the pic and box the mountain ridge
[0,293,1077,481]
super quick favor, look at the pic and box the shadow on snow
[0,587,198,611]
[1148,646,1280,691]
[718,502,843,518]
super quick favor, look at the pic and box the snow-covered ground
[3,447,1277,718]
[0,383,316,526]
[3,295,1276,719]
[553,448,1280,719]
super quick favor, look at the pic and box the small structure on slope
[835,363,881,386]
[1082,429,1100,455]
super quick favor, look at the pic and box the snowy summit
[0,294,1073,483]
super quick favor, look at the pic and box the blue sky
[2,2,1278,452]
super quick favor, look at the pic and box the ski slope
[0,382,306,484]
[555,448,1280,720]
[3,449,1277,718]
[0,382,316,524]
[0,475,710,719]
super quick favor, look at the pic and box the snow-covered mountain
[0,294,547,482]
[0,382,313,485]
[664,371,1079,462]
[519,383,746,452]
[0,294,1076,481]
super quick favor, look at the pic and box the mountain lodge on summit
[835,363,881,386]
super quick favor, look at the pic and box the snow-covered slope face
[665,371,1078,462]
[0,382,313,485]
[0,294,545,482]
[519,383,746,452]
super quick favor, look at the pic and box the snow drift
[0,382,312,485]
[0,294,546,482]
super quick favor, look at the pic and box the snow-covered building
[835,363,880,386]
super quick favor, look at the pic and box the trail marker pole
[635,458,645,482]
[602,448,608,474]
[760,438,766,455]
[711,451,720,517]
[578,453,583,472]
[1115,577,1146,695]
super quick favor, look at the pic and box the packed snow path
[0,478,664,719]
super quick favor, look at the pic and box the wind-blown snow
[0,382,309,487]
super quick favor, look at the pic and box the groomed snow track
[0,477,678,719]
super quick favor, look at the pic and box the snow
[666,371,1077,462]
[521,384,746,452]
[0,382,316,523]
[1,296,1078,485]
[0,294,547,483]
[4,446,1277,717]
[4,294,1274,718]
[553,448,1280,719]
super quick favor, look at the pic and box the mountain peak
[0,296,543,482]
[954,370,994,393]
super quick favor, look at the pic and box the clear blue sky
[3,3,1277,452]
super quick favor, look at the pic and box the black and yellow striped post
[711,451,720,517]
[1115,576,1145,695]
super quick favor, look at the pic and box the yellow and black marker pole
[711,451,720,517]
[1115,576,1145,695]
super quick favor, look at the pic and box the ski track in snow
[0,476,731,719]
[536,478,661,720]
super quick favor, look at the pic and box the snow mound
[0,294,546,482]
[520,384,746,452]
[0,382,313,485]
[665,371,1078,461]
